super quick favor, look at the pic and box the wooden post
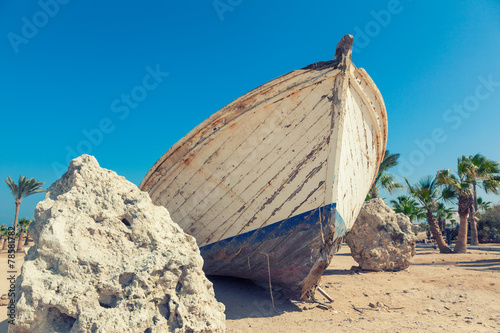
[317,286,334,303]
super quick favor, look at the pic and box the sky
[1,0,500,225]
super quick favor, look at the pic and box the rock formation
[10,155,225,333]
[345,198,416,271]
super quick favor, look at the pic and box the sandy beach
[0,248,25,333]
[1,244,498,333]
[212,245,500,333]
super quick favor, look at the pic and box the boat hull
[199,203,344,298]
[140,35,387,299]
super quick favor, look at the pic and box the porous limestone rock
[10,155,226,333]
[345,198,416,271]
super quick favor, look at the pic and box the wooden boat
[140,35,387,300]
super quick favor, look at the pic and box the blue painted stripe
[199,203,346,272]
[334,208,346,239]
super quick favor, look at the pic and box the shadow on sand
[321,268,356,276]
[412,257,500,272]
[208,275,302,320]
[0,319,8,332]
[456,258,500,272]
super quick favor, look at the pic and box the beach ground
[0,244,499,333]
[211,245,500,333]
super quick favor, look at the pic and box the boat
[140,35,388,300]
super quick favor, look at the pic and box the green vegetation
[390,195,425,222]
[477,204,500,242]
[0,224,9,251]
[463,154,500,245]
[368,150,404,199]
[477,197,492,212]
[4,175,44,252]
[436,155,500,252]
[404,176,453,253]
[436,165,473,253]
[436,203,456,232]
[369,151,500,254]
[17,217,32,249]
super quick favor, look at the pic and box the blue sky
[1,0,500,225]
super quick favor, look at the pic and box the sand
[1,244,499,333]
[0,246,26,333]
[211,246,500,333]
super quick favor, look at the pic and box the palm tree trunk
[469,210,479,245]
[427,210,453,253]
[454,202,470,253]
[470,186,480,245]
[17,229,25,252]
[437,216,444,234]
[473,182,478,212]
[24,231,30,245]
[13,200,20,239]
[1,238,6,251]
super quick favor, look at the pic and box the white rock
[10,155,225,333]
[345,199,416,271]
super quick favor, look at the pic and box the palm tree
[390,195,426,222]
[405,176,453,253]
[24,226,31,246]
[435,203,454,233]
[4,175,44,251]
[467,154,500,210]
[437,159,474,253]
[17,218,31,251]
[462,154,500,245]
[369,150,404,199]
[0,225,8,251]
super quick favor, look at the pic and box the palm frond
[378,172,403,193]
[391,194,425,222]
[4,175,45,201]
[482,179,500,195]
[404,175,440,211]
[440,185,457,204]
[4,176,18,197]
[477,197,492,211]
[464,154,500,191]
[18,218,31,231]
[371,150,402,197]
[457,156,473,179]
[379,150,400,173]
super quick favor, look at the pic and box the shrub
[477,204,500,241]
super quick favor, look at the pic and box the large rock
[345,199,416,271]
[11,155,225,333]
